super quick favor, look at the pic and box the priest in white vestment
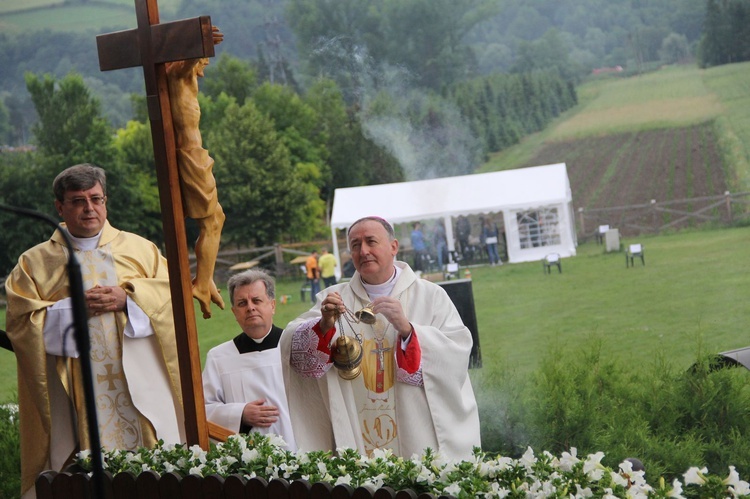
[202,269,296,450]
[281,216,480,460]
[4,164,184,499]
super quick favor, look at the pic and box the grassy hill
[481,63,750,196]
[0,0,181,33]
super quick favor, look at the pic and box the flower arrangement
[76,433,750,498]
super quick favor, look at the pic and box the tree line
[698,0,750,67]
[0,53,576,276]
[0,0,740,275]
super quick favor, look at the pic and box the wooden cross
[96,0,216,449]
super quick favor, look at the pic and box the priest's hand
[320,292,345,331]
[371,296,412,339]
[242,399,279,428]
[85,285,127,317]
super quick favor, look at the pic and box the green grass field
[3,226,749,402]
[550,65,724,140]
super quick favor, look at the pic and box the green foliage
[511,29,582,82]
[702,61,750,192]
[449,70,577,154]
[286,0,494,93]
[660,33,692,64]
[25,72,114,167]
[209,100,322,246]
[474,340,750,483]
[202,53,258,105]
[0,403,20,499]
[0,100,11,144]
[0,152,58,275]
[699,0,750,68]
[251,82,329,171]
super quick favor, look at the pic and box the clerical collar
[249,326,273,344]
[361,265,401,299]
[67,230,102,251]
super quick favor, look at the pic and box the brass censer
[330,302,375,379]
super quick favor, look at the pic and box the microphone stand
[0,203,105,498]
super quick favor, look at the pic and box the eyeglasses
[64,196,107,208]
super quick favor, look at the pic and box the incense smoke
[311,38,482,181]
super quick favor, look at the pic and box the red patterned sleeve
[290,319,336,378]
[396,327,423,386]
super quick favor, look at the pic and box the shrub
[0,401,20,499]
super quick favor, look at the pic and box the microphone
[0,203,105,498]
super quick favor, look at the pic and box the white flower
[163,461,176,473]
[520,446,537,471]
[228,434,247,450]
[335,474,352,486]
[317,461,328,474]
[489,482,510,498]
[362,473,386,491]
[438,462,458,482]
[583,452,605,481]
[268,433,287,449]
[666,478,684,498]
[575,484,594,497]
[443,482,462,496]
[241,448,258,463]
[602,487,618,499]
[416,465,435,485]
[77,449,91,460]
[610,470,628,487]
[189,444,207,464]
[558,448,579,472]
[683,466,707,485]
[188,464,204,477]
[279,462,298,479]
[724,466,750,497]
[431,452,452,471]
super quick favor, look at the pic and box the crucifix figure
[96,0,226,448]
[166,28,227,320]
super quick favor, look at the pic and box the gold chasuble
[5,221,183,497]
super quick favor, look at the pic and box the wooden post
[725,191,733,222]
[577,207,585,237]
[96,0,216,449]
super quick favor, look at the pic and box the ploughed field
[520,123,729,234]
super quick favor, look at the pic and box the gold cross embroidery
[97,363,121,391]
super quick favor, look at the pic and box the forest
[0,0,748,276]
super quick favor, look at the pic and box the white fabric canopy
[330,163,577,265]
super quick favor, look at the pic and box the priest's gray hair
[53,163,107,202]
[347,216,395,241]
[227,269,276,305]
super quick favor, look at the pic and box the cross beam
[96,0,214,449]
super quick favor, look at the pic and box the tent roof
[331,163,571,229]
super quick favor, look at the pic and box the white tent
[329,163,577,268]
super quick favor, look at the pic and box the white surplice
[203,341,297,450]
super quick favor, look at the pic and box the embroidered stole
[348,293,407,456]
[74,245,147,450]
